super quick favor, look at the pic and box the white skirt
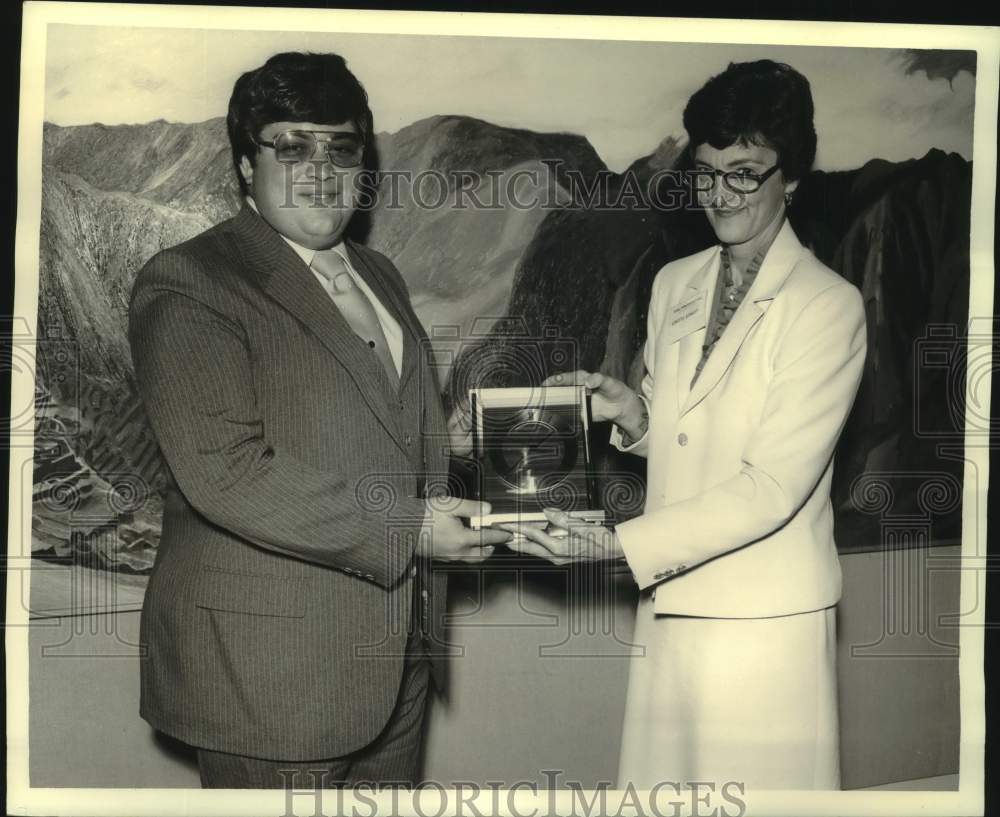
[617,595,840,791]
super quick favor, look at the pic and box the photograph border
[7,2,997,815]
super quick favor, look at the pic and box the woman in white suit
[506,60,867,791]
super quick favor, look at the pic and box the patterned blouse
[690,240,772,388]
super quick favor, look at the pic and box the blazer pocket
[193,566,306,618]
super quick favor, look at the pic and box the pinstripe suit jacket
[128,204,450,761]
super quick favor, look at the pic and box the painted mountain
[32,114,971,580]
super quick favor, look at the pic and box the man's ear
[784,177,800,195]
[239,155,254,188]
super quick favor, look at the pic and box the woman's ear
[784,177,800,195]
[239,155,254,188]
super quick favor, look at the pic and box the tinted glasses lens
[324,134,364,167]
[272,131,317,163]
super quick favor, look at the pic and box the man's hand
[417,497,510,562]
[498,508,625,566]
[543,370,646,441]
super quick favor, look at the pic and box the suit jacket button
[677,433,688,446]
[410,565,418,578]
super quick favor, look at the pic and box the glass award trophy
[467,385,607,529]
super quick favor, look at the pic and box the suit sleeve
[128,249,426,588]
[616,281,867,591]
[609,269,666,456]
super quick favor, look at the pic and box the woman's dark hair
[682,59,816,182]
[226,51,374,195]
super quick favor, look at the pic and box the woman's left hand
[498,508,625,565]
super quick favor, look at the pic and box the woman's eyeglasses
[254,130,365,168]
[687,164,780,195]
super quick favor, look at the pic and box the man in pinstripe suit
[128,52,508,789]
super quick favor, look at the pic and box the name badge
[666,291,706,342]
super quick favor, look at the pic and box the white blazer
[613,220,866,618]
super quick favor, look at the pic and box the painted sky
[43,24,976,172]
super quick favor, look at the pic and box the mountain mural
[32,114,971,579]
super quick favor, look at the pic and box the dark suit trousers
[197,629,431,789]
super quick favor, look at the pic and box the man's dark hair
[226,51,374,195]
[682,59,817,182]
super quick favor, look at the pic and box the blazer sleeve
[128,248,426,588]
[616,280,867,591]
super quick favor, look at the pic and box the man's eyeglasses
[687,164,781,195]
[254,130,365,168]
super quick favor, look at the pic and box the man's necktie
[311,249,400,390]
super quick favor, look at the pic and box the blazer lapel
[344,240,422,394]
[671,251,718,415]
[230,206,409,454]
[681,220,804,416]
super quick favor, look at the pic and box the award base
[469,509,607,530]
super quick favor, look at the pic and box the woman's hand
[498,508,625,566]
[544,370,646,441]
[447,398,474,458]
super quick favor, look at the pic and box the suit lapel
[681,220,804,416]
[230,206,409,454]
[344,240,422,394]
